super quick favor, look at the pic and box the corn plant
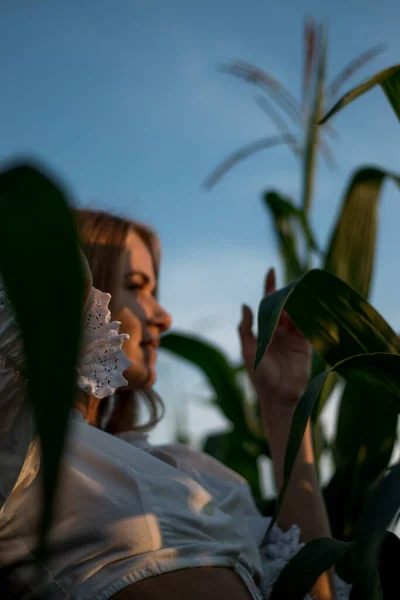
[161,19,400,540]
[254,269,400,599]
[1,159,400,597]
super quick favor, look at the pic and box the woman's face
[112,230,172,389]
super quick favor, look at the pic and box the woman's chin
[123,364,157,390]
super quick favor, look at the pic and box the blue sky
[2,1,400,477]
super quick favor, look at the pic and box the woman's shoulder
[154,441,249,486]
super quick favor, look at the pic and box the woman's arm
[239,268,335,599]
[261,402,334,600]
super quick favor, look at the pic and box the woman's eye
[128,282,143,291]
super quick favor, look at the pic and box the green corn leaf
[264,353,400,538]
[297,210,320,254]
[381,68,400,121]
[319,64,400,124]
[317,167,400,420]
[263,192,320,272]
[0,163,84,556]
[325,167,400,300]
[269,537,354,600]
[253,268,400,536]
[203,431,263,500]
[262,192,305,283]
[160,332,250,435]
[254,269,400,375]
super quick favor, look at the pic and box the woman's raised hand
[238,268,311,420]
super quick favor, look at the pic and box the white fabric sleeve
[0,285,132,510]
[259,523,352,600]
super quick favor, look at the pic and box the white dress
[0,286,351,600]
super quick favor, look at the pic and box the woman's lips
[140,338,160,348]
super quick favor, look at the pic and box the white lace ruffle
[0,284,132,400]
[77,287,132,399]
[259,523,352,600]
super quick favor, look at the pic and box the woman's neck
[74,390,101,426]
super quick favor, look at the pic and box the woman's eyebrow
[124,270,151,284]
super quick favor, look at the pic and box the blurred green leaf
[161,332,249,435]
[254,269,400,374]
[262,192,304,283]
[270,537,354,600]
[203,431,262,499]
[319,64,400,124]
[302,26,327,216]
[325,167,400,299]
[262,192,321,284]
[381,69,400,121]
[0,163,84,556]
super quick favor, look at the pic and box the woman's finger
[238,304,254,340]
[264,268,276,296]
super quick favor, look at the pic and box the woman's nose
[150,302,172,333]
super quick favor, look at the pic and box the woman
[75,210,350,600]
[0,209,350,600]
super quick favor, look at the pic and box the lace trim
[77,287,132,399]
[0,285,132,400]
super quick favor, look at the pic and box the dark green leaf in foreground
[269,537,354,600]
[0,163,84,556]
[319,64,400,124]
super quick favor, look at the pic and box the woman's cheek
[114,307,143,344]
